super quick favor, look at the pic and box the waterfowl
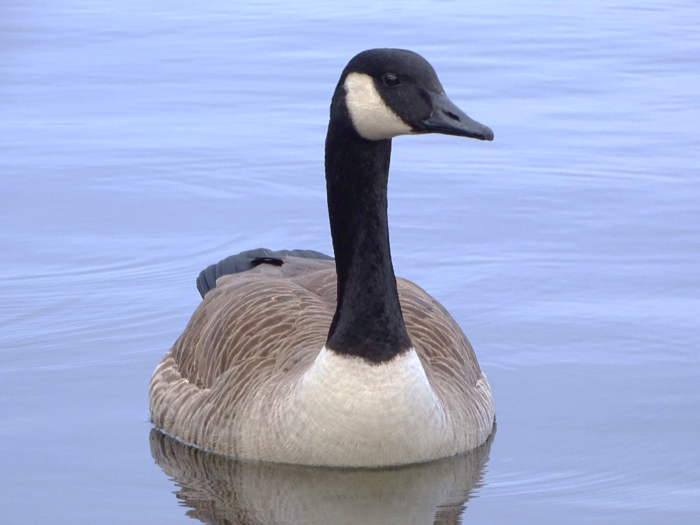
[149,48,495,467]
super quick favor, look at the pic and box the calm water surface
[1,0,699,523]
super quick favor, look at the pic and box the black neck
[324,119,413,362]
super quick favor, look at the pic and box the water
[1,0,699,523]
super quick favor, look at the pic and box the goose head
[331,48,494,142]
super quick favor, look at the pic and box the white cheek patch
[344,72,414,141]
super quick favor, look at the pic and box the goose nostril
[443,110,460,122]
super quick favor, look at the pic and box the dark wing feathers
[196,248,333,298]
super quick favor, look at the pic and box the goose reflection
[150,427,495,525]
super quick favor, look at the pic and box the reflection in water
[150,427,495,525]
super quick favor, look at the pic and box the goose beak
[419,93,494,141]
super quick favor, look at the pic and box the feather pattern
[150,256,494,466]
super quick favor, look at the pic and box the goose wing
[397,278,493,422]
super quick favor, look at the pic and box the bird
[149,48,495,467]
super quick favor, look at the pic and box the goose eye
[382,73,400,87]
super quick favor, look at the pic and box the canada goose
[149,48,495,467]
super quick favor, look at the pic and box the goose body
[149,49,495,467]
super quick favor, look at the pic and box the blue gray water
[1,0,698,523]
